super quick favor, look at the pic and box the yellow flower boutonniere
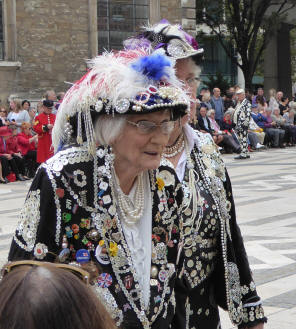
[156,177,165,191]
[109,241,118,257]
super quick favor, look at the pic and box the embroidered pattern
[14,190,41,251]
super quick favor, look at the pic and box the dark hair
[256,95,265,106]
[0,263,116,329]
[22,100,31,107]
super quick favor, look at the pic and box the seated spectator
[220,110,241,153]
[7,99,30,133]
[201,92,213,111]
[0,261,116,329]
[256,95,268,113]
[272,108,292,145]
[6,125,29,180]
[0,106,9,127]
[208,109,240,153]
[0,159,9,183]
[0,126,26,181]
[279,96,290,116]
[248,117,266,149]
[17,122,39,178]
[263,108,285,147]
[198,106,223,146]
[283,109,296,145]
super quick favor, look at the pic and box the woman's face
[23,102,30,110]
[10,101,15,111]
[0,108,7,118]
[225,114,231,121]
[23,127,31,135]
[210,111,215,119]
[274,109,280,116]
[112,110,172,172]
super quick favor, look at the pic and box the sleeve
[224,169,267,328]
[33,115,48,135]
[17,134,30,147]
[8,167,59,262]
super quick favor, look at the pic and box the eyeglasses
[1,260,90,284]
[127,120,175,135]
[0,110,7,113]
[185,77,200,87]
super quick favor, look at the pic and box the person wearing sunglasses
[0,261,117,329]
[8,49,189,329]
[124,21,266,329]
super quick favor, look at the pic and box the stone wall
[15,0,90,99]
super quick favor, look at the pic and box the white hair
[207,109,215,117]
[94,115,127,146]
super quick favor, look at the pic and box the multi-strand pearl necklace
[163,133,185,158]
[112,168,145,226]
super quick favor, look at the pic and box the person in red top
[0,126,26,181]
[17,122,39,178]
[33,100,56,163]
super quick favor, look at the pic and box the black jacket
[9,145,184,329]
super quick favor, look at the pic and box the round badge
[58,248,70,262]
[75,249,90,264]
[95,245,110,265]
[158,270,168,282]
[97,273,113,288]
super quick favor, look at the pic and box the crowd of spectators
[0,90,64,183]
[0,86,295,183]
[192,86,296,154]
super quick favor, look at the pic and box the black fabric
[0,156,10,177]
[197,115,213,134]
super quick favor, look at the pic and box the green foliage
[203,72,230,96]
[196,0,296,88]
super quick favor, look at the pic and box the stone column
[150,0,161,25]
[3,0,17,60]
[264,34,278,95]
[277,23,293,98]
[88,0,98,58]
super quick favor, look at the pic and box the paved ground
[0,147,295,328]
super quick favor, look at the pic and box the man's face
[257,88,264,96]
[276,91,283,101]
[43,106,52,114]
[237,93,245,102]
[213,88,220,98]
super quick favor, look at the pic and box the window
[97,0,149,52]
[0,0,4,59]
[199,35,237,84]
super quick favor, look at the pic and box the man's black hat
[43,100,54,109]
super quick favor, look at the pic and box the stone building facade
[0,0,196,103]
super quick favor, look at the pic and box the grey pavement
[0,147,295,328]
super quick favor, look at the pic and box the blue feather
[131,54,171,81]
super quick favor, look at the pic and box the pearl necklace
[163,133,185,158]
[112,167,145,226]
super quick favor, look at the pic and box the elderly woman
[8,50,189,329]
[124,21,266,329]
[208,109,241,153]
[283,109,296,144]
[272,108,291,146]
